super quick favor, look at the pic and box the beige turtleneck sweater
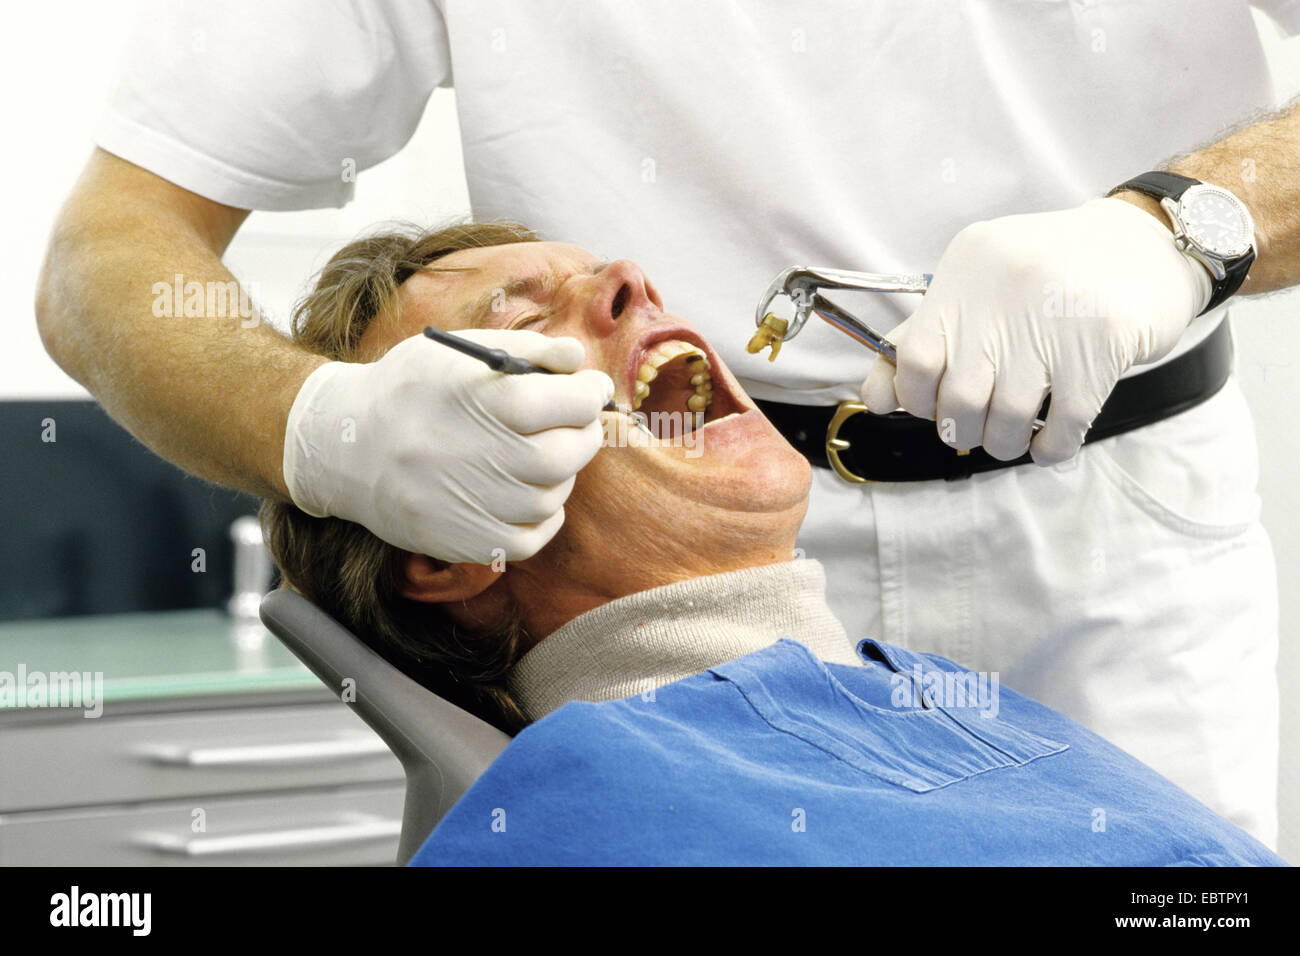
[507,559,862,722]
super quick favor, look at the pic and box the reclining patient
[262,222,1282,866]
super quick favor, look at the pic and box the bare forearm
[1117,98,1300,294]
[36,163,325,500]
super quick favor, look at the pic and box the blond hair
[262,221,540,732]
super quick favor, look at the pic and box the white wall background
[3,3,1297,860]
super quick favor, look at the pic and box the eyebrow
[461,259,610,329]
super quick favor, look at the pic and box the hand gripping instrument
[748,266,1044,482]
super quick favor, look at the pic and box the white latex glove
[283,329,613,563]
[861,197,1212,464]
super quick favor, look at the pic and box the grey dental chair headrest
[260,588,511,864]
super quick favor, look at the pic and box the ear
[399,554,501,604]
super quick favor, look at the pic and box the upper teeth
[633,340,714,414]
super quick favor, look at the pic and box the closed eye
[512,311,549,331]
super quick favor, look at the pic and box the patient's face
[364,241,812,637]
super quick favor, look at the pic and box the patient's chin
[731,447,811,515]
[662,435,809,516]
[580,407,811,523]
[701,417,811,509]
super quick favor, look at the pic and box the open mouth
[628,336,744,440]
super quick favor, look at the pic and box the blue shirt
[410,639,1283,866]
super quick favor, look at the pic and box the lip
[622,323,752,431]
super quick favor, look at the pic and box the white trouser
[800,371,1279,848]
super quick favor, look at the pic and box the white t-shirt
[97,0,1298,403]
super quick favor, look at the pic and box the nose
[582,259,661,334]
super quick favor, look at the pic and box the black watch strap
[1109,170,1200,203]
[1202,244,1255,315]
[1107,171,1255,315]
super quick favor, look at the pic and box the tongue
[641,391,700,437]
[639,358,704,435]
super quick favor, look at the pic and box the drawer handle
[138,736,392,767]
[134,816,401,856]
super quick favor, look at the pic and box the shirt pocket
[710,639,1067,794]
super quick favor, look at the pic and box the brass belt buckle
[826,401,870,484]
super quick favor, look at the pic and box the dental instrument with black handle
[422,326,652,434]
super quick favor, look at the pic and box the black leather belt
[755,318,1233,483]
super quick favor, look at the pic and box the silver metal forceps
[748,266,1046,479]
[748,266,931,363]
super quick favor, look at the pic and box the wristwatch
[1107,171,1256,315]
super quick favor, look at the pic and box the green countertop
[0,609,322,708]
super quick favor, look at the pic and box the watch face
[1180,187,1253,258]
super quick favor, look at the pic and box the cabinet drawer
[0,704,403,811]
[0,784,404,866]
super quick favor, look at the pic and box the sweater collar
[507,559,860,722]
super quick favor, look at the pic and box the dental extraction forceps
[749,266,932,363]
[748,267,1045,481]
